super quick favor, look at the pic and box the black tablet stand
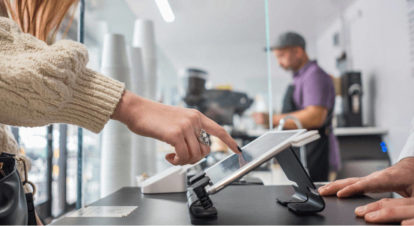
[275,147,325,214]
[187,147,325,219]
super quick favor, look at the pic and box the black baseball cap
[265,31,306,51]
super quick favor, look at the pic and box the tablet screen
[205,130,302,188]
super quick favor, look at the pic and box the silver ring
[198,129,211,146]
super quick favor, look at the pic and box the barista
[253,32,339,181]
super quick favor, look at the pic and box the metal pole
[76,0,85,210]
[46,125,53,217]
[264,0,273,130]
[58,125,68,214]
[11,127,19,144]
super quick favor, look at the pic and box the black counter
[53,185,378,225]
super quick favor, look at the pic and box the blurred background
[9,0,414,222]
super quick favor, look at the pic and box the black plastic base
[275,147,325,214]
[189,201,217,218]
[187,173,217,219]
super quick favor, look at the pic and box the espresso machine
[339,71,363,127]
[182,68,253,126]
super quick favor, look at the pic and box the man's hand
[252,112,269,127]
[318,157,414,224]
[112,91,240,165]
[353,198,414,225]
[318,157,414,198]
[252,106,328,129]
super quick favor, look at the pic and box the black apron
[281,84,331,182]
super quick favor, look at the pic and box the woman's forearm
[0,17,125,132]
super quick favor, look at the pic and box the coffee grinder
[339,71,363,127]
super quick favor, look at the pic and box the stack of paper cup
[133,19,157,100]
[127,47,145,97]
[132,19,158,177]
[100,34,132,197]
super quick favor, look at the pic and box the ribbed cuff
[55,69,125,133]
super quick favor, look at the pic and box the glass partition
[78,0,272,196]
[109,0,270,170]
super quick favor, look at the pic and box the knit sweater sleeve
[0,17,125,133]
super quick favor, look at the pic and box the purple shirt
[293,61,335,110]
[292,60,341,171]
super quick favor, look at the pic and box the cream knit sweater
[0,17,125,183]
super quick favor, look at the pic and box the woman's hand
[112,90,240,165]
[318,157,414,198]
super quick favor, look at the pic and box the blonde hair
[2,0,79,43]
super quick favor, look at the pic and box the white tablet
[205,129,306,194]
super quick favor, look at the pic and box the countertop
[241,127,388,137]
[53,185,380,225]
[333,127,388,136]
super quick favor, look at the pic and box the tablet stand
[275,147,325,213]
[186,172,217,218]
[187,146,325,219]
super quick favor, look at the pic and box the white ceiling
[124,0,355,89]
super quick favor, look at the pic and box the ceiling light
[155,0,175,23]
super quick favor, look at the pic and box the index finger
[200,114,240,154]
[318,177,361,196]
[364,205,414,224]
[355,198,414,217]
